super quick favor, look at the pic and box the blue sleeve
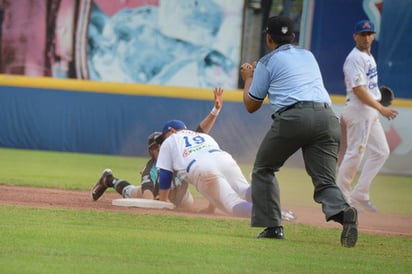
[158,169,173,190]
[249,62,270,100]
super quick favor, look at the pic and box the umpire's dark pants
[251,102,349,227]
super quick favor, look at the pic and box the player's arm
[240,62,263,113]
[140,160,156,199]
[352,86,398,120]
[196,87,223,133]
[158,169,173,202]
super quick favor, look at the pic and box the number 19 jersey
[156,129,220,176]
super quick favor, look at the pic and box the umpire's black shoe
[91,169,114,201]
[341,207,358,248]
[257,226,284,239]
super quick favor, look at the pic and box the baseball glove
[379,86,394,107]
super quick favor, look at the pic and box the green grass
[275,168,412,215]
[0,148,146,189]
[0,206,411,274]
[1,147,411,215]
[0,148,411,273]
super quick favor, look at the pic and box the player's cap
[265,15,293,37]
[354,20,375,34]
[147,131,162,149]
[162,120,187,133]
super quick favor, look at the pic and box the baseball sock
[122,185,142,198]
[232,201,252,218]
[245,186,252,202]
[112,179,131,195]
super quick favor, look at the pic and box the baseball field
[0,148,411,273]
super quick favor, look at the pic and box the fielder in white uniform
[337,20,398,212]
[156,120,253,218]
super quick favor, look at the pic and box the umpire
[240,15,358,247]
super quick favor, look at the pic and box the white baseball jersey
[157,129,252,217]
[343,47,381,103]
[157,130,220,177]
[337,47,390,204]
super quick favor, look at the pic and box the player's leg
[336,109,370,203]
[120,184,144,198]
[337,115,347,168]
[190,162,252,218]
[105,175,145,198]
[351,118,389,211]
[303,108,357,247]
[251,113,301,229]
[217,152,251,201]
[91,169,146,200]
[217,154,296,220]
[302,112,348,221]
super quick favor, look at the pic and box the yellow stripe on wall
[1,74,411,107]
[0,74,241,102]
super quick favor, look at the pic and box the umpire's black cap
[265,15,293,37]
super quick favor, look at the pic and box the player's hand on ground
[213,87,223,110]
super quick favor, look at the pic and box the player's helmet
[147,131,162,149]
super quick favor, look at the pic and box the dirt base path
[1,185,411,237]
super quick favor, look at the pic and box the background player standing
[337,20,398,212]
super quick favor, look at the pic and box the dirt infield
[1,185,411,237]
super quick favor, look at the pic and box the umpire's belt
[275,101,330,115]
[186,149,221,173]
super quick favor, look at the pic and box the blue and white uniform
[337,47,389,204]
[157,129,252,218]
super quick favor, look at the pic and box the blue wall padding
[0,85,273,163]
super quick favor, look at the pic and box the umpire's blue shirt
[249,44,331,113]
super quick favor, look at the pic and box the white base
[112,198,175,210]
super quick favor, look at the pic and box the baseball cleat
[281,210,296,221]
[91,168,113,201]
[351,197,378,212]
[341,207,358,248]
[256,226,284,239]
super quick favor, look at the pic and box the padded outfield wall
[1,75,411,175]
[0,75,272,164]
